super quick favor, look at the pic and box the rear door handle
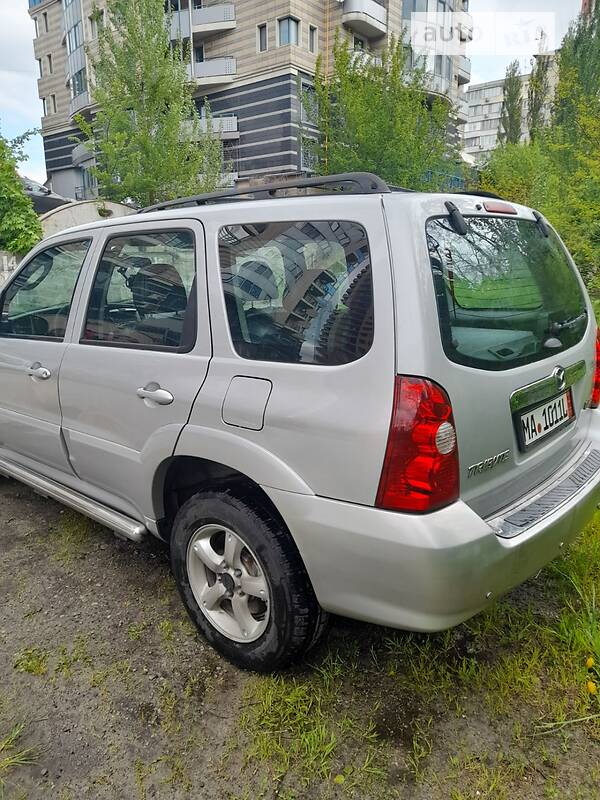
[27,363,52,380]
[136,383,174,406]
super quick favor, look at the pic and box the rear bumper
[265,444,600,631]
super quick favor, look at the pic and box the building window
[194,45,204,63]
[47,54,53,74]
[257,23,267,52]
[301,139,318,173]
[67,21,83,54]
[301,84,317,125]
[309,25,317,53]
[49,94,57,114]
[36,58,42,78]
[42,12,48,32]
[353,36,366,51]
[42,97,47,117]
[71,68,87,98]
[193,0,203,8]
[33,17,39,38]
[278,17,299,47]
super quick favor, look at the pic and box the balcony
[457,55,471,86]
[71,141,93,166]
[455,95,469,124]
[181,115,239,140]
[342,0,387,39]
[456,11,474,42]
[187,56,237,86]
[171,4,236,40]
[351,49,383,68]
[426,74,451,98]
[69,91,93,119]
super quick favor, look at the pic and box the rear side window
[426,216,587,371]
[218,220,373,364]
[82,230,196,351]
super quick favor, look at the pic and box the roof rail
[451,189,504,200]
[139,172,390,213]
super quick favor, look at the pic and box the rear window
[218,220,373,365]
[426,216,588,371]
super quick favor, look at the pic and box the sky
[467,0,582,84]
[0,0,585,186]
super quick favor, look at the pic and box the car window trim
[0,237,93,343]
[78,226,199,354]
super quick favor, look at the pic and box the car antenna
[444,201,468,236]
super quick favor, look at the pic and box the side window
[218,220,374,365]
[0,239,90,340]
[82,230,196,350]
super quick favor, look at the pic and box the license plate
[518,389,575,450]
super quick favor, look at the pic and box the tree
[479,7,600,290]
[78,0,224,208]
[498,60,523,145]
[527,53,549,142]
[479,141,554,208]
[308,35,459,191]
[0,130,42,255]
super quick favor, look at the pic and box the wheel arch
[154,454,298,541]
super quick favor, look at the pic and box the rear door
[58,219,210,521]
[0,237,93,473]
[386,194,595,518]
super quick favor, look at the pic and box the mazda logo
[554,366,566,392]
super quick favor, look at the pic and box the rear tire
[170,490,327,671]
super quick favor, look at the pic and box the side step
[0,457,147,543]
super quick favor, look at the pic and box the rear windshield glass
[426,216,588,371]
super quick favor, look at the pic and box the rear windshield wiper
[549,311,588,333]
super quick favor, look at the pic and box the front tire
[170,490,327,671]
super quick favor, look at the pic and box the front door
[0,237,93,473]
[58,221,211,522]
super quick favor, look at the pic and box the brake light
[590,330,600,409]
[376,377,459,513]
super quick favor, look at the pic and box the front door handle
[136,382,174,406]
[27,362,52,381]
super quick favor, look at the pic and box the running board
[0,457,147,543]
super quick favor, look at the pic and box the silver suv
[2,173,600,671]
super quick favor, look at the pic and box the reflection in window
[427,216,587,370]
[0,240,90,339]
[218,221,374,365]
[82,231,196,350]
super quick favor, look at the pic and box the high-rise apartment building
[28,0,473,200]
[462,50,559,164]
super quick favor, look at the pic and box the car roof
[44,189,539,243]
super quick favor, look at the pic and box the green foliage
[498,60,523,145]
[0,722,37,793]
[79,0,224,207]
[527,54,550,143]
[309,35,459,191]
[0,131,42,255]
[480,10,600,290]
[479,141,554,208]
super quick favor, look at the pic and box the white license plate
[518,390,574,449]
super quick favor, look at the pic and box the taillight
[376,377,459,513]
[590,330,600,409]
